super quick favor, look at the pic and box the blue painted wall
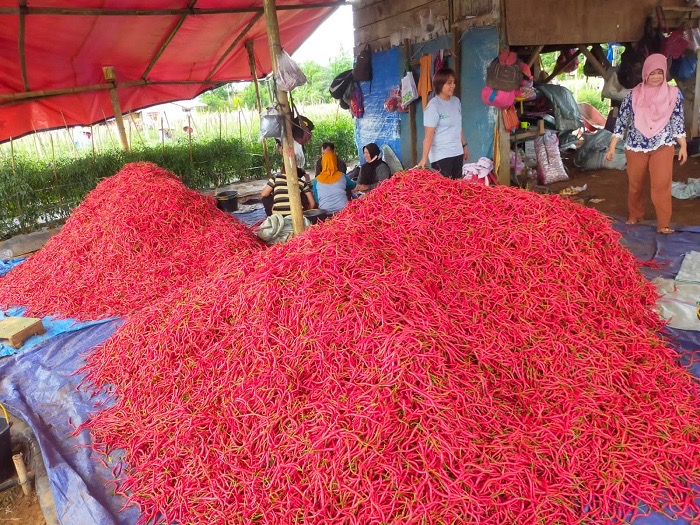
[352,27,500,168]
[354,48,402,163]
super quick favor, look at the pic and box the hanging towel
[418,53,433,109]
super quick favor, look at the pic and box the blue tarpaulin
[0,218,698,525]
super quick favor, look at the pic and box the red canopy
[0,0,340,142]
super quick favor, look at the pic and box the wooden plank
[354,0,432,29]
[0,318,45,349]
[580,46,610,80]
[526,45,544,69]
[355,0,449,48]
[505,0,659,46]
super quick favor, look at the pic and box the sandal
[625,218,642,225]
[657,227,675,234]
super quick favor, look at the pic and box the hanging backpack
[486,50,523,91]
[329,70,354,100]
[353,44,372,81]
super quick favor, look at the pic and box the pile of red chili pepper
[0,162,263,320]
[80,169,700,524]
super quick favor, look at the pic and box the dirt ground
[547,151,700,227]
[0,485,46,525]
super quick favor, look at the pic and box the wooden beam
[18,1,29,91]
[452,13,499,32]
[142,0,198,80]
[404,38,417,167]
[206,13,263,82]
[526,45,544,69]
[580,46,610,81]
[0,3,347,16]
[692,48,700,139]
[542,47,582,84]
[263,0,305,236]
[104,68,130,152]
[246,40,272,178]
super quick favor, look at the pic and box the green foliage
[575,87,610,116]
[0,111,355,240]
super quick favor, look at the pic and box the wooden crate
[0,317,45,349]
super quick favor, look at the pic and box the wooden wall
[505,0,689,46]
[352,0,499,53]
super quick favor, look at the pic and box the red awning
[0,0,340,142]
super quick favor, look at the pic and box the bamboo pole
[246,40,272,177]
[161,117,166,163]
[60,110,79,156]
[129,113,144,146]
[9,136,16,177]
[49,134,58,185]
[18,0,29,92]
[219,113,222,140]
[142,0,198,80]
[90,125,96,164]
[206,13,263,82]
[107,89,130,151]
[263,0,304,235]
[30,122,46,158]
[12,453,31,496]
[188,114,193,165]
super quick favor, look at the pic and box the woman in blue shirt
[605,54,687,234]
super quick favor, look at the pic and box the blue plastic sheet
[0,257,24,276]
[231,207,266,226]
[354,48,402,165]
[0,321,138,525]
[0,221,698,524]
[0,306,114,357]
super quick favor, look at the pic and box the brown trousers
[625,145,674,229]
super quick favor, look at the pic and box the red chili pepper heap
[0,162,264,320]
[81,169,700,525]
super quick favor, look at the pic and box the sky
[291,5,355,64]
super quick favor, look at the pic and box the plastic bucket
[0,404,12,482]
[215,190,239,212]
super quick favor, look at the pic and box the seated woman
[312,152,356,214]
[261,166,315,216]
[355,143,392,192]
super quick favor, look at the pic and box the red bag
[501,105,520,133]
[658,7,689,59]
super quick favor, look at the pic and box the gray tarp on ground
[535,84,583,132]
[672,178,700,199]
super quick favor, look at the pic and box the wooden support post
[129,113,145,147]
[542,47,582,84]
[404,38,417,167]
[60,111,79,156]
[692,48,700,139]
[12,453,31,496]
[497,0,510,185]
[161,117,166,162]
[263,0,304,235]
[90,125,96,163]
[103,66,130,152]
[246,40,272,177]
[452,27,461,99]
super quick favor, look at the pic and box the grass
[0,108,356,241]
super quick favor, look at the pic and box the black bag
[290,99,314,145]
[618,17,662,89]
[486,57,523,91]
[353,44,372,81]
[329,70,354,100]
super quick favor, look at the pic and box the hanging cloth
[418,53,433,109]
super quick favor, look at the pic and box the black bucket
[0,407,12,482]
[215,190,239,212]
[304,209,329,225]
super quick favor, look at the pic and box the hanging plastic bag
[276,50,307,92]
[400,72,419,106]
[259,107,283,140]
